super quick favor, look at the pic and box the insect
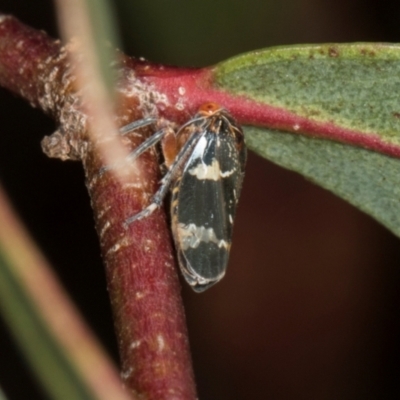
[119,103,247,292]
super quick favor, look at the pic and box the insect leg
[100,127,167,175]
[126,128,167,162]
[124,132,202,226]
[119,117,157,135]
[123,176,170,226]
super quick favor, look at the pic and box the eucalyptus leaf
[82,0,120,94]
[0,249,96,400]
[0,386,8,400]
[245,127,400,238]
[213,44,400,236]
[215,43,400,148]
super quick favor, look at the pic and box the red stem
[0,14,196,399]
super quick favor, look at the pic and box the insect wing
[172,121,246,292]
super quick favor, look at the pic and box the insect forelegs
[124,133,201,227]
[123,162,181,227]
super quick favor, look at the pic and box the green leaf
[0,248,96,400]
[57,0,120,96]
[215,43,400,149]
[214,44,400,237]
[245,127,400,238]
[84,0,120,94]
[0,386,8,400]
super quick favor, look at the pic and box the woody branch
[0,14,196,400]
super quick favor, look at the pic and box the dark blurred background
[1,0,400,399]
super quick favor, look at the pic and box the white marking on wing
[188,158,235,180]
[178,223,230,250]
[189,135,208,160]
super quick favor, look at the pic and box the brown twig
[0,14,196,399]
